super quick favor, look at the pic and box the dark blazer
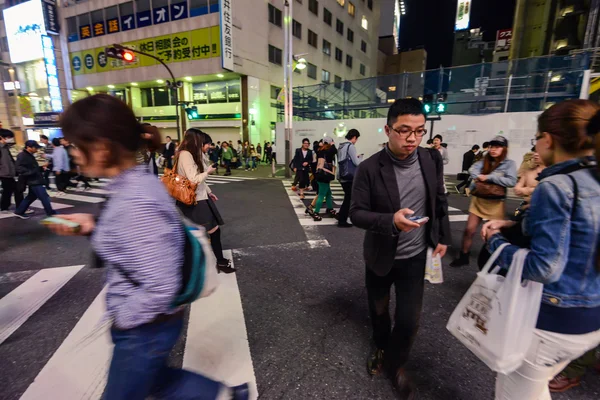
[163,141,175,159]
[16,150,45,186]
[350,147,451,276]
[292,148,313,170]
[462,150,476,172]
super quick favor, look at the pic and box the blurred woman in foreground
[482,100,600,399]
[46,94,248,400]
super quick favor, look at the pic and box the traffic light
[422,94,434,115]
[436,103,447,114]
[105,46,135,62]
[185,106,199,120]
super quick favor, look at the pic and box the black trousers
[1,177,23,211]
[456,177,471,192]
[366,250,427,374]
[55,172,70,192]
[43,168,52,189]
[338,181,353,224]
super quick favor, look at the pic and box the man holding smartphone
[350,98,450,399]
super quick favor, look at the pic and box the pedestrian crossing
[0,252,258,400]
[283,180,469,226]
[0,175,255,220]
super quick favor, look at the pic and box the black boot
[450,252,470,268]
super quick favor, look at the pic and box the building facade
[0,0,380,145]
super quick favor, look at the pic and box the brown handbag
[160,158,198,205]
[471,181,507,199]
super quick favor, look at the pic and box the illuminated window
[348,2,355,16]
[361,16,368,30]
[337,0,345,6]
[322,69,330,83]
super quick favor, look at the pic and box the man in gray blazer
[350,98,450,399]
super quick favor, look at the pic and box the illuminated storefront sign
[455,0,471,31]
[220,0,234,71]
[42,35,63,112]
[3,0,48,64]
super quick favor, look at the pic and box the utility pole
[283,0,293,178]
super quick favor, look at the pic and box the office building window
[337,0,345,5]
[271,85,281,100]
[322,69,330,83]
[361,40,367,52]
[323,8,332,25]
[334,75,342,88]
[361,16,368,30]
[360,64,366,76]
[308,30,318,48]
[336,19,344,35]
[309,0,318,15]
[335,47,343,62]
[348,2,355,16]
[66,16,78,41]
[307,63,317,79]
[269,44,282,65]
[322,39,331,56]
[347,28,354,42]
[119,2,135,28]
[141,87,177,107]
[292,20,302,39]
[368,0,373,10]
[269,4,282,27]
[346,54,353,68]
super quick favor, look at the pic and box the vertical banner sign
[41,35,63,112]
[455,0,471,31]
[495,29,513,52]
[41,0,59,35]
[220,0,234,71]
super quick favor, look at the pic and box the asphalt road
[0,176,597,400]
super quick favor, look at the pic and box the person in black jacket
[163,136,175,169]
[350,98,450,398]
[456,144,480,193]
[13,140,55,219]
[291,138,313,199]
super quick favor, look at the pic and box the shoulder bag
[161,156,198,205]
[471,181,507,199]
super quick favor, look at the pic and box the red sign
[495,29,512,52]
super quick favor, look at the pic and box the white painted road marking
[0,265,84,345]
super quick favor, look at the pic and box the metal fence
[283,52,593,121]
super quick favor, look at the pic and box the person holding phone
[44,95,247,400]
[175,128,235,274]
[350,98,450,398]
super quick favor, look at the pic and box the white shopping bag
[425,247,444,284]
[446,243,543,374]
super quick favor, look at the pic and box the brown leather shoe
[549,373,581,393]
[392,369,417,400]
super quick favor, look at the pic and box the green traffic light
[423,104,433,114]
[436,103,447,114]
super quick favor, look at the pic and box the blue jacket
[489,157,600,334]
[468,158,518,190]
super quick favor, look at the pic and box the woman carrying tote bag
[176,129,236,274]
[481,100,600,399]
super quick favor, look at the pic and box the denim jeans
[15,185,54,216]
[366,250,427,375]
[104,314,222,400]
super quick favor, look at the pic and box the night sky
[398,0,517,69]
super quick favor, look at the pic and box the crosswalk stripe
[49,193,106,203]
[449,215,469,222]
[207,177,246,183]
[49,184,111,196]
[183,251,258,398]
[19,287,111,400]
[0,265,84,345]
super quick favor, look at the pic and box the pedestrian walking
[482,99,600,400]
[175,129,236,274]
[262,141,268,163]
[306,137,337,221]
[243,141,250,171]
[0,129,24,213]
[39,134,54,190]
[450,135,517,268]
[291,139,313,200]
[13,140,55,219]
[52,137,70,195]
[350,98,450,398]
[432,135,449,165]
[256,143,262,165]
[271,142,277,164]
[208,143,220,175]
[249,144,258,171]
[337,129,362,228]
[221,142,233,176]
[456,145,480,194]
[162,135,175,169]
[265,142,273,164]
[45,94,248,400]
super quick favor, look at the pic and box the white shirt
[272,144,277,152]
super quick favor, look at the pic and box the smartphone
[408,216,429,224]
[41,217,81,232]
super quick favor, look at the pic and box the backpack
[338,142,357,181]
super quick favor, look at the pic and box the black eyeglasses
[388,126,428,138]
[531,135,543,146]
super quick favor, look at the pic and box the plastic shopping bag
[425,247,444,284]
[446,243,543,374]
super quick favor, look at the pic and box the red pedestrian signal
[123,51,134,62]
[105,46,135,63]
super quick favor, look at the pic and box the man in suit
[163,136,175,169]
[350,98,450,398]
[291,138,313,198]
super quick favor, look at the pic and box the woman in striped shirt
[45,94,248,400]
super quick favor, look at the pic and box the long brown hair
[481,147,508,174]
[538,99,598,154]
[177,129,205,173]
[60,94,160,167]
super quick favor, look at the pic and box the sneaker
[13,213,30,220]
[54,191,66,197]
[24,208,35,215]
[549,374,581,393]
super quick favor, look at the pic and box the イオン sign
[70,26,221,76]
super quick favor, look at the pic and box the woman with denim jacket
[450,135,517,267]
[482,100,600,399]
